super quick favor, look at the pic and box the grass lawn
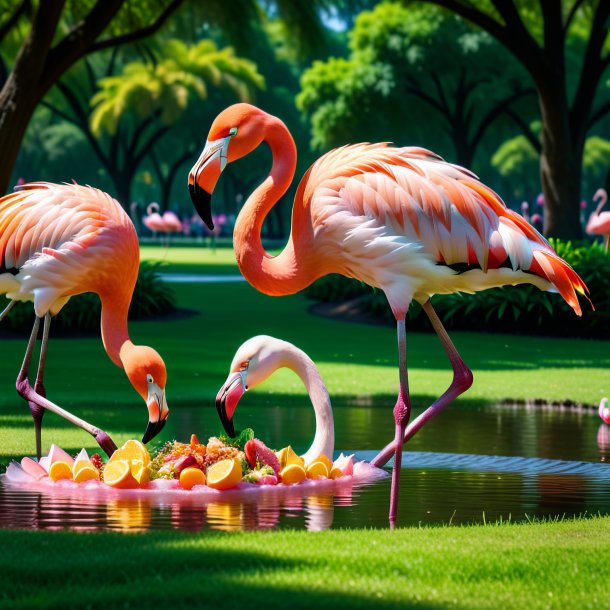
[0,244,608,609]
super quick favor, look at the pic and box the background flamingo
[215,335,334,465]
[586,188,610,251]
[142,203,182,244]
[188,103,590,524]
[599,397,610,425]
[0,182,169,457]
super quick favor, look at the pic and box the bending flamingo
[188,103,590,523]
[586,188,610,252]
[216,335,334,465]
[599,397,610,425]
[0,183,170,458]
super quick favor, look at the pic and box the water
[1,402,609,531]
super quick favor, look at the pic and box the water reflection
[2,403,610,532]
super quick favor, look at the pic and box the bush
[2,262,176,334]
[305,240,608,338]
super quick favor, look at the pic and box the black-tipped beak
[188,182,214,231]
[142,417,167,445]
[215,392,236,438]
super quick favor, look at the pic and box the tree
[416,0,610,238]
[0,0,187,195]
[297,3,537,169]
[44,40,263,206]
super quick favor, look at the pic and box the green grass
[0,516,608,609]
[1,244,608,609]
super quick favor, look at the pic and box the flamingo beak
[188,132,235,231]
[143,383,169,444]
[215,370,247,438]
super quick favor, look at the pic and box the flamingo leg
[0,299,16,322]
[372,301,473,469]
[16,315,118,458]
[28,313,51,459]
[389,316,410,527]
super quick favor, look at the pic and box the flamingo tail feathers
[531,250,592,316]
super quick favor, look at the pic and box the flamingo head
[215,335,286,438]
[188,103,269,230]
[121,344,169,444]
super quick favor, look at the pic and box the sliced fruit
[49,461,73,482]
[306,454,333,470]
[73,465,100,483]
[279,463,307,485]
[206,458,242,490]
[47,444,75,467]
[306,460,329,479]
[109,440,150,466]
[73,448,93,477]
[103,459,137,489]
[275,445,304,470]
[179,467,206,490]
[20,457,48,480]
[130,460,150,486]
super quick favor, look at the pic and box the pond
[1,402,609,531]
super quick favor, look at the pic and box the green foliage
[90,39,264,137]
[218,427,255,450]
[305,240,609,338]
[2,262,176,334]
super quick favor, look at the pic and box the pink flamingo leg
[389,317,410,526]
[27,313,50,459]
[0,299,15,322]
[372,301,473,469]
[16,316,118,458]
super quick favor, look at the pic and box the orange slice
[206,458,242,490]
[49,461,73,482]
[179,467,206,490]
[73,465,100,483]
[276,446,304,470]
[103,459,137,489]
[280,463,306,485]
[307,454,332,470]
[109,440,150,466]
[306,461,329,479]
[130,460,150,486]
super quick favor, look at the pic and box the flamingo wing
[0,183,138,315]
[302,144,588,315]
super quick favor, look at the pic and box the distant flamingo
[586,188,610,251]
[599,397,610,425]
[188,103,590,523]
[0,183,169,458]
[216,335,334,465]
[143,203,183,240]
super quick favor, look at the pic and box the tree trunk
[538,85,583,240]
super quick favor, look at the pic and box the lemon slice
[280,463,306,485]
[49,461,73,482]
[130,460,150,486]
[179,467,206,490]
[73,465,100,483]
[307,454,332,470]
[206,458,242,490]
[276,446,304,470]
[103,459,136,488]
[306,461,329,479]
[109,440,150,466]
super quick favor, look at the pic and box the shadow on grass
[0,529,444,610]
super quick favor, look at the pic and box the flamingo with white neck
[215,336,334,465]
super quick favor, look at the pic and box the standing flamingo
[188,103,590,523]
[0,183,169,458]
[586,188,610,252]
[599,397,610,425]
[216,335,334,465]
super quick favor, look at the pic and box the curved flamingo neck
[100,290,132,368]
[278,343,334,464]
[595,190,608,215]
[233,117,316,296]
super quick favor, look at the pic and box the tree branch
[502,107,542,153]
[87,0,183,53]
[0,0,31,45]
[587,100,610,130]
[564,0,586,34]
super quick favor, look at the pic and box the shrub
[305,240,608,338]
[2,262,176,334]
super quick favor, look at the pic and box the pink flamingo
[142,203,165,234]
[0,183,170,458]
[586,188,610,252]
[599,398,610,425]
[188,103,590,524]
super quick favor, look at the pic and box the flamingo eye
[239,361,249,372]
[147,374,154,384]
[229,127,237,136]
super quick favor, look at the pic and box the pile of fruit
[10,429,354,492]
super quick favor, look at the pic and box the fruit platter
[2,429,386,499]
